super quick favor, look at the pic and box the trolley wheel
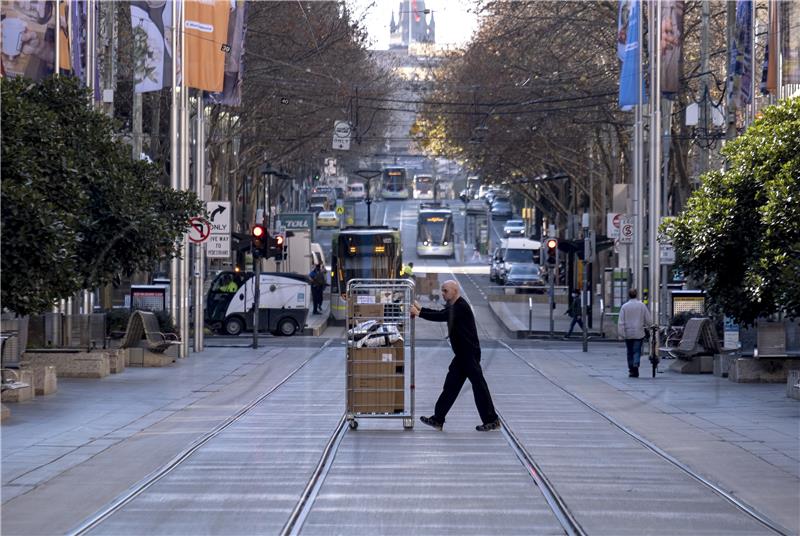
[403,417,413,430]
[349,420,358,430]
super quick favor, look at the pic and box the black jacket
[419,296,481,356]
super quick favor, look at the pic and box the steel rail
[280,415,348,536]
[499,340,792,536]
[69,339,333,536]
[449,269,585,535]
[497,414,587,536]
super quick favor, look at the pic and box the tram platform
[1,338,797,535]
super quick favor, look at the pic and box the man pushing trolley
[410,280,501,431]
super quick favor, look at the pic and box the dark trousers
[434,353,498,425]
[311,288,323,312]
[625,338,644,370]
[565,315,583,336]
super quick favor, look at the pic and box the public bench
[661,317,720,359]
[119,311,180,353]
[0,333,29,397]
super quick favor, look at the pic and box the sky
[347,0,480,50]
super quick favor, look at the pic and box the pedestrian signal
[545,238,558,265]
[251,224,267,257]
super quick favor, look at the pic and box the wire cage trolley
[345,279,415,430]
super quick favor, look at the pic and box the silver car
[503,219,525,237]
[502,263,545,291]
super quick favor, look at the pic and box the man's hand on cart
[410,300,421,318]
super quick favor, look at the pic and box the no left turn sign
[188,217,211,243]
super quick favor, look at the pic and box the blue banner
[728,0,753,108]
[619,0,647,110]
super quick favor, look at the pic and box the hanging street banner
[206,201,231,258]
[207,0,247,106]
[618,0,647,110]
[185,0,230,92]
[131,0,177,93]
[1,1,56,80]
[660,0,685,97]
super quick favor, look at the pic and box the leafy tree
[667,98,800,325]
[1,76,203,316]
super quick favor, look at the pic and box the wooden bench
[119,311,180,353]
[662,317,720,359]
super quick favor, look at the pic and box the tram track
[69,339,334,536]
[496,340,792,536]
[450,268,790,536]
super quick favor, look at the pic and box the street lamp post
[354,169,382,227]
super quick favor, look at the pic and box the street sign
[584,230,596,263]
[206,201,231,258]
[324,157,338,177]
[335,206,344,215]
[188,217,211,243]
[332,121,351,151]
[660,243,676,264]
[607,212,623,239]
[619,217,634,244]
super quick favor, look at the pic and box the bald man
[410,280,500,431]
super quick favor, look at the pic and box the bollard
[528,297,533,336]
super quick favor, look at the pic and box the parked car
[316,211,339,228]
[490,198,513,219]
[502,263,545,290]
[309,203,326,215]
[503,219,525,237]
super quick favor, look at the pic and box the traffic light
[268,233,285,259]
[251,224,267,257]
[545,238,558,265]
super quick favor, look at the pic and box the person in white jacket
[617,288,652,377]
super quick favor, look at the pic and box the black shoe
[633,368,639,378]
[420,416,443,430]
[476,419,501,432]
[628,369,635,378]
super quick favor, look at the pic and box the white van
[347,182,366,200]
[497,238,542,281]
[205,272,310,337]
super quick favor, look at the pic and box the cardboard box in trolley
[347,340,404,413]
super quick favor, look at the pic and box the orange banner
[184,0,229,92]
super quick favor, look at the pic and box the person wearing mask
[410,280,500,431]
[617,288,652,378]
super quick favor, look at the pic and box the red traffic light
[275,234,284,246]
[252,224,266,238]
[546,238,558,250]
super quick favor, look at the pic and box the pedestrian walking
[617,288,652,378]
[563,291,584,338]
[308,263,326,314]
[410,280,500,431]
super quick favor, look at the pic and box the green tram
[330,227,403,322]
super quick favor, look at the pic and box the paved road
[2,199,798,535]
